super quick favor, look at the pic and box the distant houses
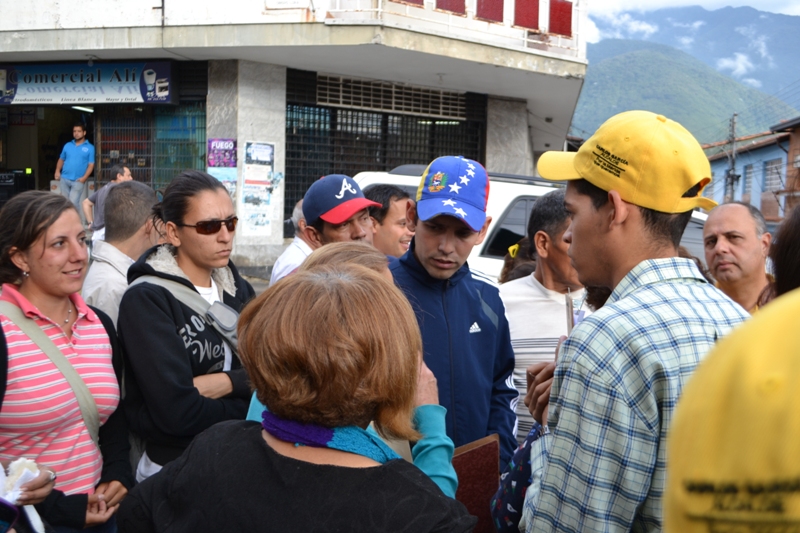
[703,116,800,225]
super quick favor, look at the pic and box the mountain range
[572,5,800,143]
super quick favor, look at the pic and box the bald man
[703,202,772,313]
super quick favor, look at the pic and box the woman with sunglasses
[117,170,255,482]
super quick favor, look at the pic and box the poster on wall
[241,141,284,237]
[207,138,238,199]
[0,62,175,105]
[208,138,237,168]
[207,168,238,199]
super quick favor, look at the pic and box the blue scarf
[261,410,401,464]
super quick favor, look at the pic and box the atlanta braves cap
[415,156,490,232]
[302,174,381,226]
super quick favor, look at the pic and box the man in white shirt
[499,189,586,441]
[83,181,161,323]
[270,200,314,285]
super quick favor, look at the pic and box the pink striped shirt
[0,284,120,495]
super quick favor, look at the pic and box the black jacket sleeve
[91,306,135,490]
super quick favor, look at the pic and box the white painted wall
[0,0,585,59]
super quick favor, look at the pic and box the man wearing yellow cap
[518,111,750,532]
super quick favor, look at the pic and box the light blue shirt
[59,140,95,181]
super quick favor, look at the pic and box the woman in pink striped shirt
[0,191,134,532]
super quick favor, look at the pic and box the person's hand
[415,358,439,406]
[525,362,555,425]
[94,480,127,508]
[78,176,88,183]
[85,494,117,527]
[54,172,61,180]
[16,467,56,505]
[193,374,233,399]
[524,336,567,425]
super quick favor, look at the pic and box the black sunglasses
[179,216,238,235]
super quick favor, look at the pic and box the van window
[482,196,537,258]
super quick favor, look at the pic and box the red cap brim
[319,198,382,225]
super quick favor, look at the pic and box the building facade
[0,0,587,273]
[705,132,790,224]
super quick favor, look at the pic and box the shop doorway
[0,105,94,190]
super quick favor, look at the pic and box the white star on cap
[453,207,467,218]
[467,163,476,170]
[442,199,457,206]
[466,169,475,177]
[449,183,461,194]
[459,175,470,185]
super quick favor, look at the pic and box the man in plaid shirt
[516,111,750,532]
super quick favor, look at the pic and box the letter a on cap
[335,178,357,199]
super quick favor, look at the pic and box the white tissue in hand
[4,458,38,504]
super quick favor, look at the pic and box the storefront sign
[0,62,175,105]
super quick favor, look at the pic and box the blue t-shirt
[59,140,95,181]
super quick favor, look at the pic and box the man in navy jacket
[390,156,518,467]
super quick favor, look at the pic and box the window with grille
[764,158,784,192]
[95,103,206,190]
[317,76,467,120]
[285,104,485,218]
[286,71,487,218]
[743,164,753,195]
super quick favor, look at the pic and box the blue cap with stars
[415,156,490,232]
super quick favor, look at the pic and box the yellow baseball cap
[538,110,717,213]
[664,288,800,532]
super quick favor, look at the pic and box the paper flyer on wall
[207,138,238,200]
[207,167,238,199]
[241,142,284,237]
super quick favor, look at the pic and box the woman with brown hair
[248,241,458,497]
[118,264,475,533]
[0,191,133,532]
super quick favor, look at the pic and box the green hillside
[572,40,798,144]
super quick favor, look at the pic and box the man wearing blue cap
[301,174,380,248]
[390,156,518,468]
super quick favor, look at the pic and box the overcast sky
[586,0,800,16]
[584,1,800,43]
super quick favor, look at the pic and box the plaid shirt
[521,258,749,533]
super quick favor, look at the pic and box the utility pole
[725,113,739,203]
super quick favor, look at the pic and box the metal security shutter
[285,70,486,217]
[96,103,206,188]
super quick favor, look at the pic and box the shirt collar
[91,240,135,276]
[608,257,708,305]
[1,283,97,323]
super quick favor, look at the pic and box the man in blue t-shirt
[55,123,95,210]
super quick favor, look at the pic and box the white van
[354,165,708,280]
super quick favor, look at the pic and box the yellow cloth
[665,287,800,532]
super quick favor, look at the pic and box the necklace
[64,304,72,324]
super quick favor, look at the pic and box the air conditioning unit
[794,154,800,168]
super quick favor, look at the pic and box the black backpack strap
[0,323,7,410]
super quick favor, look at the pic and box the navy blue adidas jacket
[390,240,518,467]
